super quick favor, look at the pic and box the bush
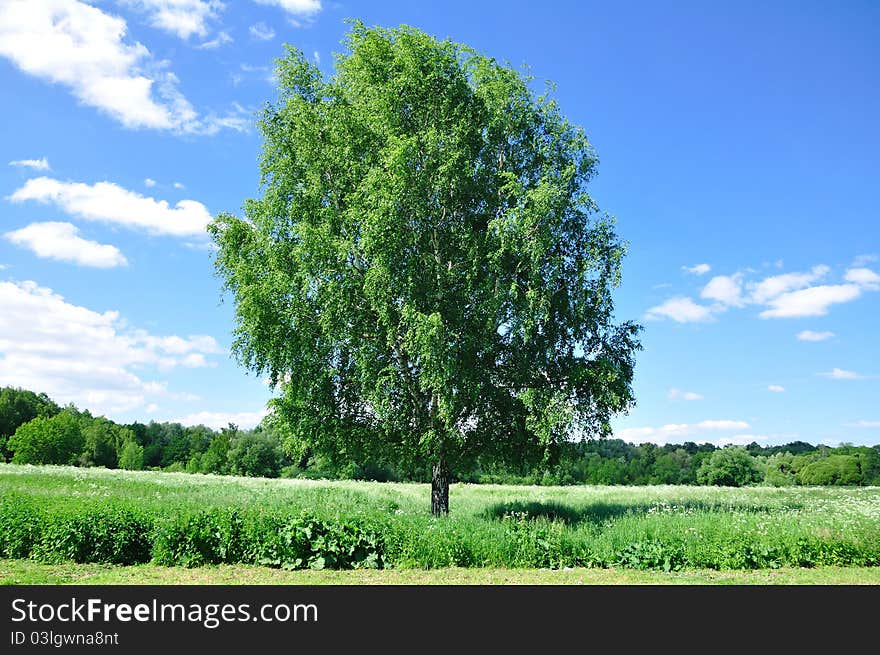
[227,432,284,478]
[697,446,761,487]
[8,410,84,465]
[118,438,145,470]
[798,455,862,486]
[33,506,153,564]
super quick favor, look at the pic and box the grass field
[4,559,880,585]
[2,464,879,576]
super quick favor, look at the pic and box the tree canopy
[209,22,641,513]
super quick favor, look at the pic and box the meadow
[1,464,879,575]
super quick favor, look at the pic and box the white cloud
[844,420,880,428]
[197,30,232,50]
[181,353,216,368]
[844,267,880,289]
[0,280,220,416]
[248,21,275,40]
[173,408,269,430]
[173,181,185,189]
[0,0,244,133]
[759,284,863,318]
[682,263,710,275]
[9,177,212,238]
[5,222,128,268]
[616,419,750,445]
[644,297,713,323]
[253,0,322,19]
[9,157,50,171]
[749,265,829,304]
[701,274,744,307]
[313,50,320,65]
[796,330,834,342]
[820,368,864,380]
[852,254,877,267]
[696,420,750,431]
[767,385,785,393]
[668,388,703,401]
[121,1,224,40]
[144,177,157,187]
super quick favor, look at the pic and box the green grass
[2,463,879,573]
[3,559,880,585]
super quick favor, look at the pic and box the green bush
[31,505,152,564]
[697,447,761,487]
[798,455,862,486]
[8,410,84,465]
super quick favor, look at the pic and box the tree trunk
[431,456,449,516]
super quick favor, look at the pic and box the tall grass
[1,464,878,571]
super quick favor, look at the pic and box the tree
[118,438,145,470]
[210,22,640,514]
[797,455,862,486]
[7,409,84,465]
[696,446,761,487]
[227,430,284,478]
[0,386,61,461]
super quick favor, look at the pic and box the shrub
[697,446,761,487]
[8,410,84,465]
[31,505,153,564]
[798,455,862,486]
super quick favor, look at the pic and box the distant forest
[1,386,878,487]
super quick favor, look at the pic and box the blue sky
[0,1,877,445]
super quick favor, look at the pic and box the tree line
[2,386,878,487]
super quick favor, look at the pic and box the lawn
[1,464,879,575]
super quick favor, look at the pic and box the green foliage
[696,446,761,487]
[0,387,61,461]
[798,455,862,486]
[8,409,85,465]
[209,22,641,510]
[2,466,880,571]
[227,430,285,478]
[198,426,233,474]
[118,438,145,470]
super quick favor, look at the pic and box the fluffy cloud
[254,0,322,18]
[616,419,751,445]
[852,254,877,267]
[683,263,711,275]
[649,262,875,323]
[767,385,785,392]
[9,157,50,171]
[796,330,834,342]
[9,177,212,237]
[197,30,232,50]
[122,1,224,40]
[249,21,275,40]
[668,388,703,401]
[819,368,864,380]
[5,222,128,268]
[0,0,245,133]
[844,267,880,289]
[644,297,713,323]
[701,274,745,307]
[173,408,269,430]
[0,280,221,416]
[759,284,862,318]
[749,265,829,304]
